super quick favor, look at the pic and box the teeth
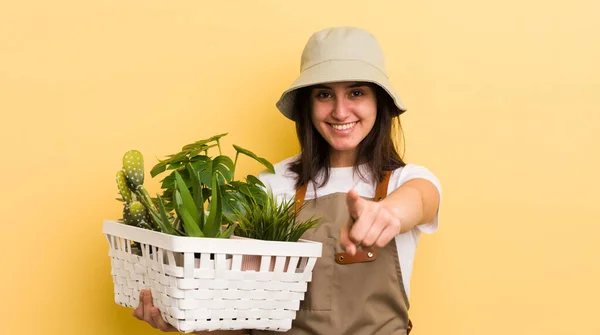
[331,122,357,130]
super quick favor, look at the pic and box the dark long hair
[288,83,406,189]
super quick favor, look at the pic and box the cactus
[122,150,144,190]
[129,201,147,224]
[116,170,132,203]
[117,149,176,233]
[122,203,135,225]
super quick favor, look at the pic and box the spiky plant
[117,150,177,234]
[232,189,321,242]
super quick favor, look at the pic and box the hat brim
[276,59,407,121]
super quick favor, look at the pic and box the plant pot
[229,235,308,272]
[103,220,322,333]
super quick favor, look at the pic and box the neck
[329,149,357,168]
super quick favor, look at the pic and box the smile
[330,122,358,130]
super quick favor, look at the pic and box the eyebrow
[311,82,369,90]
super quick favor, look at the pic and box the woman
[134,26,441,335]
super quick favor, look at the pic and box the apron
[253,171,412,335]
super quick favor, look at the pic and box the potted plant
[104,133,322,333]
[229,189,321,271]
[115,133,272,237]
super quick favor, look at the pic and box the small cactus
[123,150,144,190]
[122,203,135,225]
[116,170,132,203]
[129,201,147,224]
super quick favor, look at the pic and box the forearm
[381,178,440,234]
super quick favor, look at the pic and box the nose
[332,96,350,120]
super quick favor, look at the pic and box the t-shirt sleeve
[391,164,442,234]
[255,159,298,203]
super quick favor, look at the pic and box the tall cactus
[122,150,144,190]
[118,149,176,234]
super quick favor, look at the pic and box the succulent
[116,150,162,231]
[116,170,132,203]
[129,201,147,224]
[122,203,135,225]
[122,150,144,190]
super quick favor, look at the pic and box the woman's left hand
[340,189,402,255]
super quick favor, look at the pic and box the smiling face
[310,81,378,167]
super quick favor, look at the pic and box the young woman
[134,26,441,335]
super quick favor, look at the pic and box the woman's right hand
[132,289,177,332]
[132,289,248,334]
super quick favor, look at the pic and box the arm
[340,178,441,255]
[380,178,441,233]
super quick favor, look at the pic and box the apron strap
[374,170,392,202]
[294,183,308,213]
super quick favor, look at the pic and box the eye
[350,90,364,97]
[316,91,332,99]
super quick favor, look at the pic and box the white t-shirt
[257,155,442,298]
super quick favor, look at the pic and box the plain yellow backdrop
[1,1,599,334]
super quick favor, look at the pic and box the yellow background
[1,1,599,334]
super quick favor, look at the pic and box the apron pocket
[299,237,334,311]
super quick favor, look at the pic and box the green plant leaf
[166,162,185,170]
[161,169,191,189]
[181,133,227,152]
[246,174,265,188]
[237,183,252,199]
[148,208,169,235]
[232,188,320,242]
[150,159,169,178]
[156,194,176,235]
[188,147,205,157]
[172,216,184,235]
[190,156,212,186]
[187,162,205,230]
[203,174,222,237]
[167,151,190,164]
[174,171,200,227]
[206,133,228,143]
[233,144,275,173]
[221,186,246,221]
[182,142,208,152]
[178,205,204,237]
[212,155,234,185]
[219,222,237,238]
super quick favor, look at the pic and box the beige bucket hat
[276,26,407,121]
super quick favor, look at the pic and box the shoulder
[389,163,442,195]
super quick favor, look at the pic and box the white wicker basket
[103,220,322,333]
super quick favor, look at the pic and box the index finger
[346,189,364,220]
